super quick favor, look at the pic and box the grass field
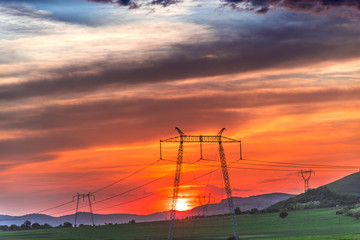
[1,208,360,240]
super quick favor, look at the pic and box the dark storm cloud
[222,0,360,14]
[86,0,181,8]
[88,0,141,8]
[85,0,360,12]
[149,0,182,7]
[1,86,360,160]
[2,17,360,102]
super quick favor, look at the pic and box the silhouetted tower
[160,128,242,240]
[298,169,314,192]
[73,192,95,227]
[197,193,215,216]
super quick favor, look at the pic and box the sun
[176,198,190,211]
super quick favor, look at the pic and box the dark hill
[266,187,357,212]
[325,171,360,194]
[266,172,360,212]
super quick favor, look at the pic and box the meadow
[1,208,360,240]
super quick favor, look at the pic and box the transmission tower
[298,169,314,193]
[73,192,95,227]
[161,127,242,240]
[197,193,215,216]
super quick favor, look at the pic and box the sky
[0,0,360,217]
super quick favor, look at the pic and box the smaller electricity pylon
[73,192,95,227]
[197,193,215,216]
[298,169,314,193]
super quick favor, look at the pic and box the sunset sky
[1,0,360,217]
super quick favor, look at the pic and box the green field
[1,208,360,240]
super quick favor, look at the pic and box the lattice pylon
[162,128,241,240]
[73,192,95,227]
[298,169,314,193]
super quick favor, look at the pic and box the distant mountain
[0,193,294,227]
[188,193,294,216]
[325,171,360,194]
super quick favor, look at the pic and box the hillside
[326,172,360,194]
[266,187,357,211]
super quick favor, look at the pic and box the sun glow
[176,198,190,211]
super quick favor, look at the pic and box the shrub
[0,225,9,231]
[250,208,259,215]
[9,224,20,231]
[31,223,41,229]
[234,207,241,215]
[63,222,73,228]
[279,211,288,219]
[42,223,52,229]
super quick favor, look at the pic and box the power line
[93,168,221,212]
[1,159,163,222]
[36,200,74,214]
[0,200,74,222]
[92,158,207,206]
[1,153,357,224]
[91,159,161,194]
[241,158,360,169]
[162,158,358,172]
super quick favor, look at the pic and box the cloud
[233,188,251,192]
[2,0,360,103]
[85,0,360,13]
[87,0,182,9]
[0,3,51,19]
[221,0,360,14]
[2,22,360,102]
[1,85,359,164]
[87,0,141,8]
[257,177,288,184]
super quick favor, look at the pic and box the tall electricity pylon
[73,192,95,227]
[298,169,314,193]
[161,128,242,240]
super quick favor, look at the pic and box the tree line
[0,220,73,231]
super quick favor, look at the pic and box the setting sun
[176,198,190,211]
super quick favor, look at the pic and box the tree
[31,223,41,229]
[21,220,31,230]
[9,224,20,231]
[129,219,136,224]
[279,211,288,219]
[234,207,241,215]
[42,223,52,229]
[0,225,9,231]
[63,222,73,228]
[250,208,259,215]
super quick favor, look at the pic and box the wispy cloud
[258,177,288,184]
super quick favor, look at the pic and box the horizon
[5,191,297,218]
[0,0,360,219]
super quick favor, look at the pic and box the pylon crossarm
[161,135,240,143]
